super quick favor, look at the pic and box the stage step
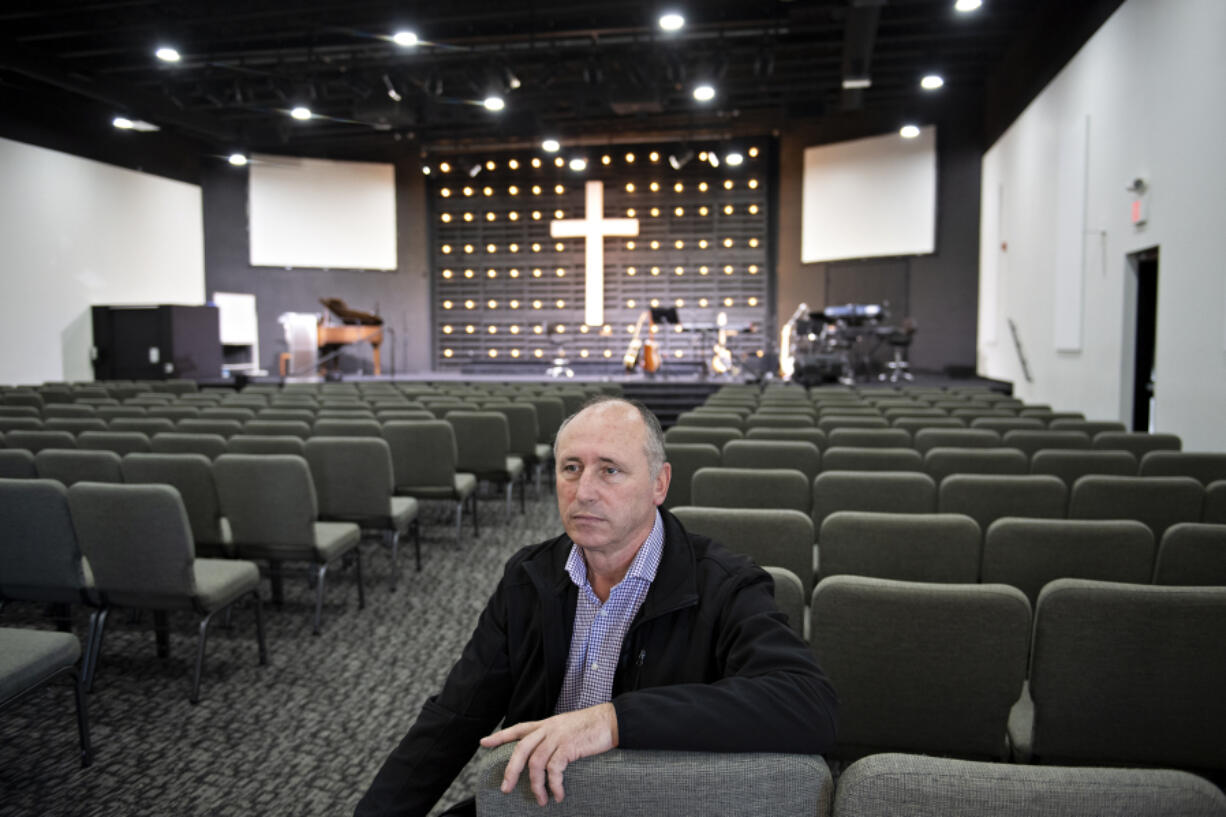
[621,381,722,429]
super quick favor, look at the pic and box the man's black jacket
[355,508,838,817]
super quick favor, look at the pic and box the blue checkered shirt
[554,511,665,714]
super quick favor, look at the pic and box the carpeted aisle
[0,489,565,817]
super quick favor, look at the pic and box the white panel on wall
[1052,115,1089,352]
[248,154,397,271]
[801,127,937,264]
[980,182,1002,346]
[0,137,204,384]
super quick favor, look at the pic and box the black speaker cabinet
[91,304,222,381]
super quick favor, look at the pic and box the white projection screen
[248,153,397,270]
[801,127,937,263]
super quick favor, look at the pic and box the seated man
[355,397,837,816]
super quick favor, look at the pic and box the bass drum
[790,322,843,386]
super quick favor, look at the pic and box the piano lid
[319,297,383,326]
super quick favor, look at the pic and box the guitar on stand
[623,309,663,374]
[709,311,737,376]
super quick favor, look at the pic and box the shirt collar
[564,510,665,593]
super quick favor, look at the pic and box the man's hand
[479,703,619,806]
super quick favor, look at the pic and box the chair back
[304,437,395,521]
[110,417,175,436]
[1001,429,1091,459]
[672,506,815,596]
[150,432,227,459]
[764,566,806,640]
[662,425,743,448]
[923,447,1028,482]
[241,419,311,439]
[311,418,382,438]
[819,511,980,583]
[826,428,911,450]
[213,454,318,545]
[1091,430,1181,457]
[722,440,821,482]
[44,418,107,434]
[811,575,1030,760]
[822,446,923,473]
[745,426,828,450]
[1204,480,1226,524]
[0,449,37,478]
[661,442,720,509]
[1068,475,1203,540]
[67,482,196,605]
[383,420,460,490]
[4,430,77,453]
[120,453,225,548]
[1029,579,1226,769]
[77,430,153,456]
[34,449,123,486]
[447,411,511,473]
[0,478,93,603]
[485,404,539,459]
[1139,451,1226,485]
[676,411,746,430]
[1154,523,1226,585]
[177,418,244,438]
[1029,448,1137,486]
[691,467,811,514]
[1047,419,1127,437]
[812,470,937,529]
[937,474,1067,532]
[517,396,565,445]
[912,427,1000,453]
[982,518,1155,606]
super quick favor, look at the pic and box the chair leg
[82,607,105,693]
[153,610,170,659]
[85,607,109,693]
[71,667,92,768]
[191,609,216,704]
[312,564,328,636]
[252,591,268,666]
[387,529,400,591]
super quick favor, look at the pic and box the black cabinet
[91,305,222,381]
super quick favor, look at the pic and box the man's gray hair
[553,395,667,477]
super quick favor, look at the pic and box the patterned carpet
[0,487,564,817]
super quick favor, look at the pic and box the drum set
[782,302,910,385]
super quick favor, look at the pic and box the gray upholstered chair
[1154,523,1226,586]
[662,425,743,448]
[892,416,966,433]
[821,446,923,473]
[0,627,92,767]
[213,454,363,635]
[226,434,307,456]
[3,430,78,453]
[199,407,256,423]
[76,430,152,456]
[256,408,316,423]
[146,405,201,422]
[66,482,266,703]
[691,467,811,514]
[376,409,435,422]
[474,743,833,817]
[810,575,1030,761]
[1047,418,1127,437]
[240,419,311,439]
[177,418,245,438]
[1001,429,1092,459]
[764,566,807,640]
[305,437,420,586]
[1022,579,1226,770]
[0,417,43,433]
[484,403,544,494]
[44,418,107,435]
[0,479,101,682]
[747,413,818,431]
[911,427,1001,454]
[937,474,1067,532]
[33,449,122,486]
[1139,451,1226,485]
[982,518,1155,606]
[1068,475,1204,540]
[662,442,721,510]
[447,411,526,514]
[1092,430,1182,457]
[811,470,937,530]
[745,426,828,451]
[383,420,478,542]
[832,752,1226,817]
[818,511,981,583]
[923,447,1028,482]
[817,415,888,433]
[675,411,746,430]
[109,417,176,437]
[1204,480,1226,524]
[826,427,911,450]
[671,506,815,597]
[967,417,1044,435]
[722,439,821,482]
[120,452,230,557]
[150,431,228,459]
[1030,448,1137,486]
[0,448,37,478]
[310,418,383,438]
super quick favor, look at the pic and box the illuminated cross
[550,180,639,326]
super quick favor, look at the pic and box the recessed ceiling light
[921,74,945,90]
[483,95,505,112]
[392,30,418,47]
[155,46,181,63]
[542,138,560,152]
[569,158,587,172]
[659,12,685,31]
[112,117,135,130]
[954,0,982,11]
[111,116,160,132]
[900,124,921,139]
[290,106,312,120]
[725,152,744,166]
[228,153,249,167]
[693,84,715,102]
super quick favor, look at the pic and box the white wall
[979,0,1226,450]
[0,137,204,385]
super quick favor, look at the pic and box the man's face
[555,402,670,560]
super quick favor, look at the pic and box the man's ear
[652,462,672,506]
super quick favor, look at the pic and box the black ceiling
[0,0,1112,162]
